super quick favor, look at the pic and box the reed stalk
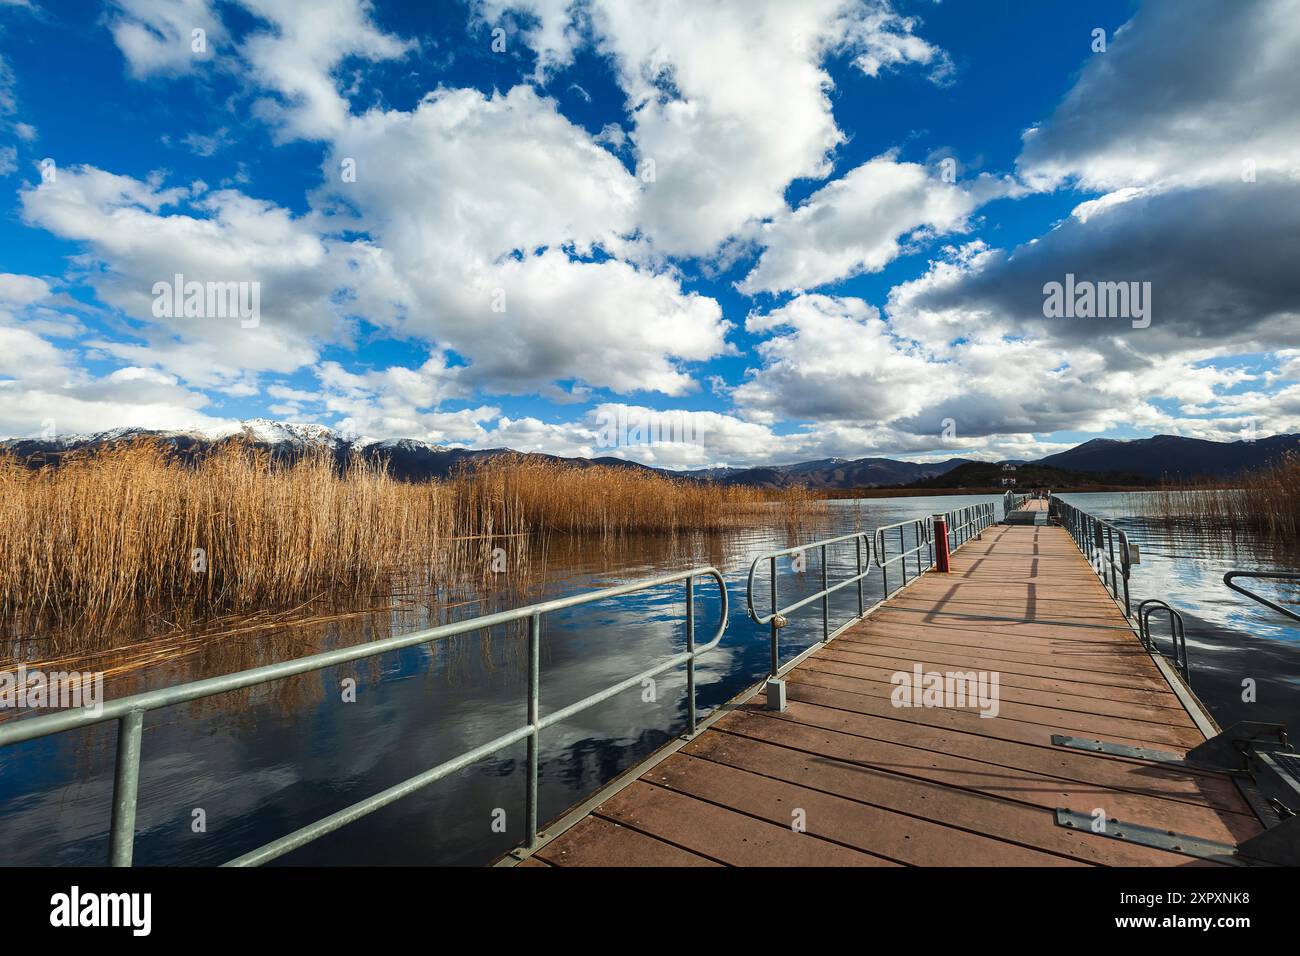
[1145,452,1300,538]
[0,440,819,635]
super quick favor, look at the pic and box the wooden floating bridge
[505,498,1276,867]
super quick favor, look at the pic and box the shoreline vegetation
[1148,454,1300,538]
[0,439,821,638]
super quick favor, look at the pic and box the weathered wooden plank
[813,644,1182,706]
[592,781,898,866]
[787,668,1204,745]
[647,752,1084,866]
[750,695,1250,812]
[683,728,1211,866]
[714,708,1260,843]
[836,630,1165,682]
[800,654,1195,725]
[533,815,720,867]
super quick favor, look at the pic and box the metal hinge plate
[1054,809,1246,864]
[1050,734,1192,768]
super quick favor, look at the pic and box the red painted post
[932,514,951,572]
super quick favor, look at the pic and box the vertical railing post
[1120,540,1131,618]
[881,536,889,597]
[900,527,907,584]
[1106,527,1118,596]
[855,537,865,617]
[769,555,779,677]
[108,710,145,867]
[685,575,696,736]
[525,612,540,848]
[820,544,829,642]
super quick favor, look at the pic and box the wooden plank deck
[518,521,1263,867]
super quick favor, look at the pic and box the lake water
[1056,492,1300,730]
[2,491,1297,866]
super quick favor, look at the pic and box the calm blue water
[2,491,1296,866]
[1057,492,1300,731]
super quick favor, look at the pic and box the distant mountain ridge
[2,420,1295,487]
[1034,433,1299,479]
[709,456,974,489]
[0,419,666,482]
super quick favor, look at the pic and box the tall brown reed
[0,441,819,636]
[1147,452,1300,538]
[449,454,810,537]
[0,440,458,636]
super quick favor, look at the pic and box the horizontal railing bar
[224,617,731,867]
[747,567,875,625]
[744,532,871,625]
[749,530,873,563]
[4,565,728,868]
[0,566,725,747]
[874,518,931,569]
[224,574,733,868]
[222,723,536,866]
[1224,571,1300,623]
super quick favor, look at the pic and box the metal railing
[1051,496,1132,616]
[1052,495,1202,686]
[1224,571,1300,623]
[745,532,872,677]
[746,504,1000,676]
[943,503,997,550]
[1004,490,1031,513]
[875,517,934,597]
[1137,599,1190,686]
[0,567,727,866]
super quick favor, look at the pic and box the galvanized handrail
[0,566,728,866]
[1004,490,1031,513]
[944,503,997,550]
[1224,571,1300,623]
[745,532,872,676]
[1050,496,1132,617]
[1137,598,1190,686]
[874,517,934,597]
[1051,496,1200,684]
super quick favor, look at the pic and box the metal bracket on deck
[1051,722,1289,774]
[1054,809,1299,866]
[1052,722,1300,865]
[1049,734,1195,768]
[1053,809,1244,863]
[765,678,787,712]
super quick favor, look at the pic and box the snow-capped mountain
[0,419,686,482]
[22,418,364,451]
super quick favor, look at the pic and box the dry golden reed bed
[0,440,816,633]
[1149,452,1300,538]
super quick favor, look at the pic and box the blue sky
[1,0,1297,466]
